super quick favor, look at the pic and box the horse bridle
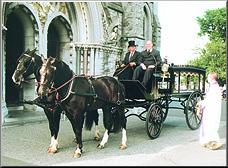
[39,64,56,94]
[15,53,34,80]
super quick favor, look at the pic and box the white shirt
[129,51,135,61]
[146,49,152,53]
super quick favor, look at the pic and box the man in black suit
[132,40,162,91]
[116,40,141,80]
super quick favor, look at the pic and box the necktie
[129,53,133,61]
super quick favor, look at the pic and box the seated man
[115,40,141,80]
[132,40,162,92]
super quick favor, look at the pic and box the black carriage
[118,64,206,139]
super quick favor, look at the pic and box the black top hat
[128,40,137,47]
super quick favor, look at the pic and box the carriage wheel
[185,91,203,130]
[158,96,169,122]
[145,103,163,139]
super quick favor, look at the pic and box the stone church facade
[1,2,161,123]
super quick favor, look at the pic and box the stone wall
[1,2,161,124]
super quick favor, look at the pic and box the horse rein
[39,69,77,105]
[48,74,77,94]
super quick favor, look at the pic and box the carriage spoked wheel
[185,91,203,130]
[157,96,169,122]
[145,103,163,139]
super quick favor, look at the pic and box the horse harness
[47,74,124,112]
[70,76,124,108]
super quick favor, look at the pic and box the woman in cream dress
[198,72,223,150]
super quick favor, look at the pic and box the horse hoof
[73,152,81,158]
[47,147,58,154]
[97,144,104,149]
[119,144,127,150]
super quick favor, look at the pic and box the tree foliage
[196,7,226,42]
[189,40,226,85]
[189,7,226,85]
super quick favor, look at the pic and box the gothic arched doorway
[4,4,38,111]
[47,21,60,58]
[47,15,73,61]
[5,12,24,105]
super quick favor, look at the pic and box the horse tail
[111,81,126,133]
[85,109,99,130]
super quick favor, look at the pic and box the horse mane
[34,53,43,66]
[16,50,28,64]
[54,59,72,73]
[16,48,38,64]
[53,59,73,83]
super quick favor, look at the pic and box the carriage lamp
[161,63,169,83]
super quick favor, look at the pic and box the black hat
[128,40,137,48]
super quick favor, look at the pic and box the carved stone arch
[44,12,74,68]
[143,3,153,41]
[78,2,91,42]
[87,2,104,43]
[4,2,41,49]
[99,2,123,46]
[101,2,112,24]
[2,2,41,115]
[66,3,87,42]
[65,2,79,41]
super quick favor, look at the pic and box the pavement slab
[1,103,227,166]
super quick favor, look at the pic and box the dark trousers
[132,66,155,90]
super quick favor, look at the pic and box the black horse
[38,57,127,157]
[11,49,100,154]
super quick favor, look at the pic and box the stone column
[69,42,76,73]
[1,25,8,124]
[93,48,97,76]
[122,2,145,51]
[89,48,95,76]
[75,46,81,75]
[83,47,88,75]
[152,2,161,50]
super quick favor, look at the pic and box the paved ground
[1,101,227,166]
